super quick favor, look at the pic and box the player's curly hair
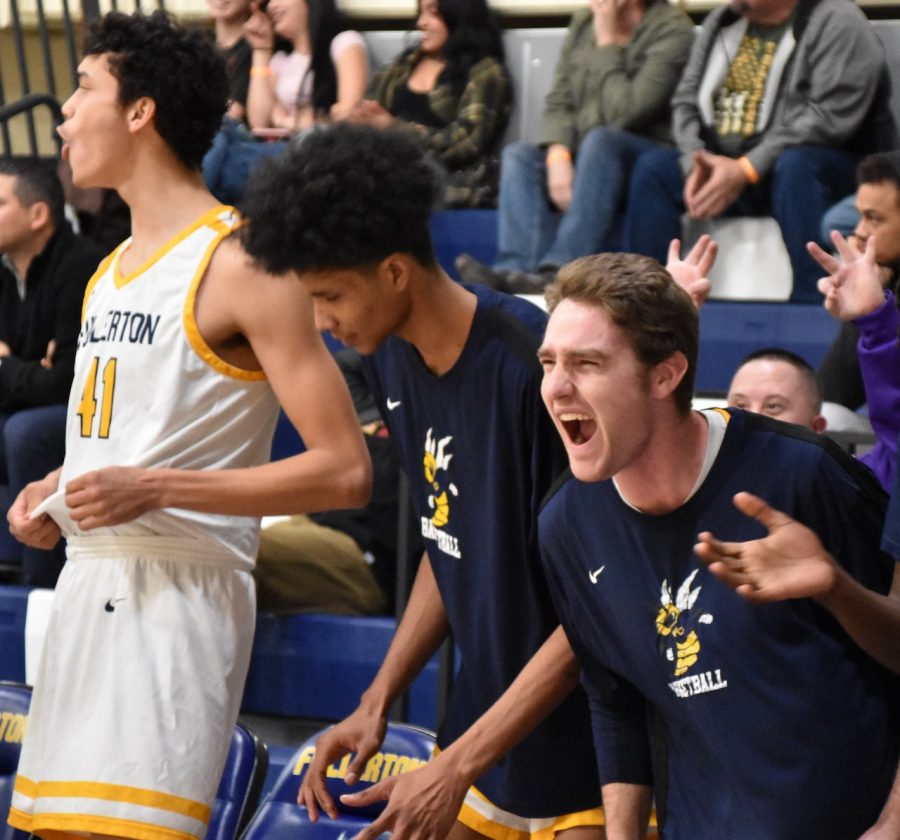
[546,252,699,415]
[240,123,441,273]
[83,10,227,171]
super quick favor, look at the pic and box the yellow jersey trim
[431,746,607,840]
[711,407,732,425]
[112,205,237,290]
[14,811,201,840]
[13,775,211,822]
[182,230,268,383]
[457,798,605,840]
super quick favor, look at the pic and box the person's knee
[772,145,850,186]
[501,142,542,178]
[631,147,678,189]
[577,126,618,156]
[4,408,65,478]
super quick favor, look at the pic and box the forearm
[358,554,451,716]
[425,625,580,788]
[855,294,900,446]
[873,762,900,835]
[601,782,653,840]
[817,564,900,674]
[246,49,275,129]
[122,445,370,518]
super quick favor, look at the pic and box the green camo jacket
[370,49,512,208]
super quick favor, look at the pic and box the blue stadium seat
[0,682,31,840]
[206,721,268,840]
[430,210,498,281]
[241,721,435,839]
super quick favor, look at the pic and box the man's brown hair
[545,252,698,413]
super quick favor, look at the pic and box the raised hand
[808,231,886,321]
[666,235,717,309]
[694,492,837,603]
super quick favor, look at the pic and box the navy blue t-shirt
[540,409,899,839]
[361,285,599,817]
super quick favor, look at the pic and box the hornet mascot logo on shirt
[656,569,714,676]
[423,427,458,527]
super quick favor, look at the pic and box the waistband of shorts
[65,534,249,571]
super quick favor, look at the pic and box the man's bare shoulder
[202,233,314,341]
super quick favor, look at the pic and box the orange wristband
[250,65,272,79]
[737,155,759,184]
[546,148,572,166]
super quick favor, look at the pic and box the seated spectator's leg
[203,118,287,206]
[820,194,859,243]
[624,147,685,264]
[4,405,67,587]
[0,413,22,567]
[254,515,387,615]
[540,127,660,269]
[494,142,559,273]
[770,145,858,304]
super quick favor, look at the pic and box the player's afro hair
[240,123,442,274]
[83,10,227,171]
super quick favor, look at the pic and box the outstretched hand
[340,756,468,840]
[695,492,837,603]
[666,235,716,309]
[807,231,886,321]
[297,708,387,820]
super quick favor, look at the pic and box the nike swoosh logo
[386,398,402,410]
[588,565,606,584]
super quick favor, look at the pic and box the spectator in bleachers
[208,0,254,123]
[0,158,104,587]
[819,152,900,410]
[455,0,694,292]
[808,229,900,492]
[624,0,891,304]
[204,0,368,204]
[727,348,826,433]
[244,0,367,134]
[349,0,510,209]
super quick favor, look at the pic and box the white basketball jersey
[55,205,280,567]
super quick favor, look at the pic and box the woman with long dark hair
[352,0,511,207]
[244,0,367,133]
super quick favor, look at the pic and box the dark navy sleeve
[540,493,653,787]
[793,438,893,596]
[583,664,653,787]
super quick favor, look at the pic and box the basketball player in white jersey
[6,11,370,840]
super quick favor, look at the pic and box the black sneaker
[455,253,510,291]
[503,266,557,294]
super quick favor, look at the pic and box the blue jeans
[624,145,859,303]
[202,118,289,206]
[0,405,67,587]
[821,194,859,242]
[495,127,659,272]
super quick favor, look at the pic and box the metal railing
[1,0,166,157]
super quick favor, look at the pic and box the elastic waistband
[65,535,248,571]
